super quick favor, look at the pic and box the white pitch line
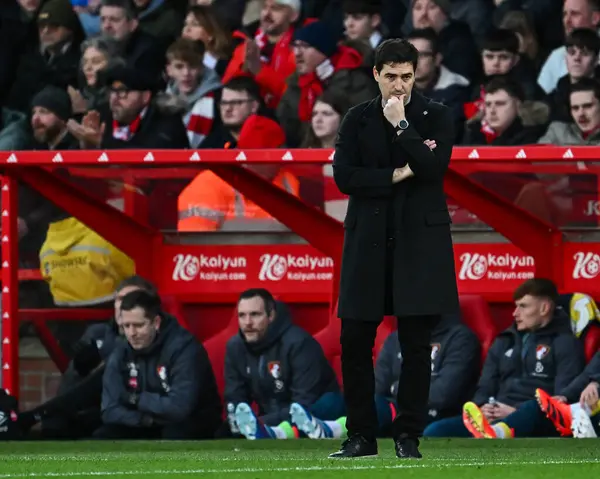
[0,458,598,478]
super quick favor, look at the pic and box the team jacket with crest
[224,302,340,426]
[375,313,481,419]
[472,310,585,407]
[559,351,600,402]
[101,314,222,428]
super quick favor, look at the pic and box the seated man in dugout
[17,275,158,439]
[94,290,222,440]
[223,288,345,439]
[425,278,585,438]
[463,349,600,439]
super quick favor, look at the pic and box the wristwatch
[397,119,409,130]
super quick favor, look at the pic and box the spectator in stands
[406,28,470,142]
[291,314,480,439]
[301,90,351,149]
[408,0,481,82]
[66,64,190,149]
[462,351,600,439]
[17,276,158,439]
[181,5,234,78]
[538,78,600,144]
[129,0,183,41]
[277,20,378,147]
[98,0,167,79]
[5,0,85,114]
[424,278,585,437]
[0,0,47,107]
[342,0,385,49]
[95,289,222,439]
[464,29,543,123]
[69,36,125,114]
[537,0,600,95]
[549,29,600,122]
[224,289,344,440]
[177,78,299,232]
[222,0,302,110]
[462,77,548,146]
[160,38,221,148]
[497,10,541,69]
[31,85,80,150]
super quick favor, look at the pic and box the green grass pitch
[0,438,598,478]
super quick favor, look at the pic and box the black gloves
[72,340,102,377]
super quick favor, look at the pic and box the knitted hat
[294,21,338,58]
[31,86,73,122]
[343,0,383,15]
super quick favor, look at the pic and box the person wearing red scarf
[277,20,379,146]
[222,0,303,109]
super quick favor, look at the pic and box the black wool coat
[333,91,459,321]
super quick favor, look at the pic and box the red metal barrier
[1,146,600,396]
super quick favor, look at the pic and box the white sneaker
[235,403,258,440]
[290,402,325,439]
[571,408,597,438]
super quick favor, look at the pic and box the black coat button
[374,208,380,215]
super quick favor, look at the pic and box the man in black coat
[330,38,459,459]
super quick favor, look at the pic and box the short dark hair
[238,288,276,315]
[566,28,600,56]
[481,28,519,55]
[485,75,525,102]
[117,275,158,296]
[120,289,162,320]
[570,76,600,102]
[223,76,261,102]
[407,28,439,56]
[513,278,559,303]
[374,38,418,73]
[100,0,136,19]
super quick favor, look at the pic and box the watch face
[399,120,409,129]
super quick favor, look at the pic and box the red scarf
[297,46,363,122]
[112,108,146,141]
[254,27,293,72]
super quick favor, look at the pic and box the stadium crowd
[0,0,599,441]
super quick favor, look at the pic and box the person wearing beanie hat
[342,0,385,47]
[276,20,378,147]
[4,0,84,114]
[30,86,79,150]
[410,0,481,81]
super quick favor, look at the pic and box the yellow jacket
[39,217,135,306]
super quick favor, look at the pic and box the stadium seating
[583,324,600,363]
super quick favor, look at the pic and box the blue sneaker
[235,403,274,440]
[290,402,333,439]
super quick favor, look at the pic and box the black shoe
[394,435,422,459]
[329,434,378,458]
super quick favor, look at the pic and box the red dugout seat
[583,324,600,363]
[202,311,239,398]
[458,295,498,366]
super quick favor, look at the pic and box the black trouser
[35,366,105,439]
[340,315,440,442]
